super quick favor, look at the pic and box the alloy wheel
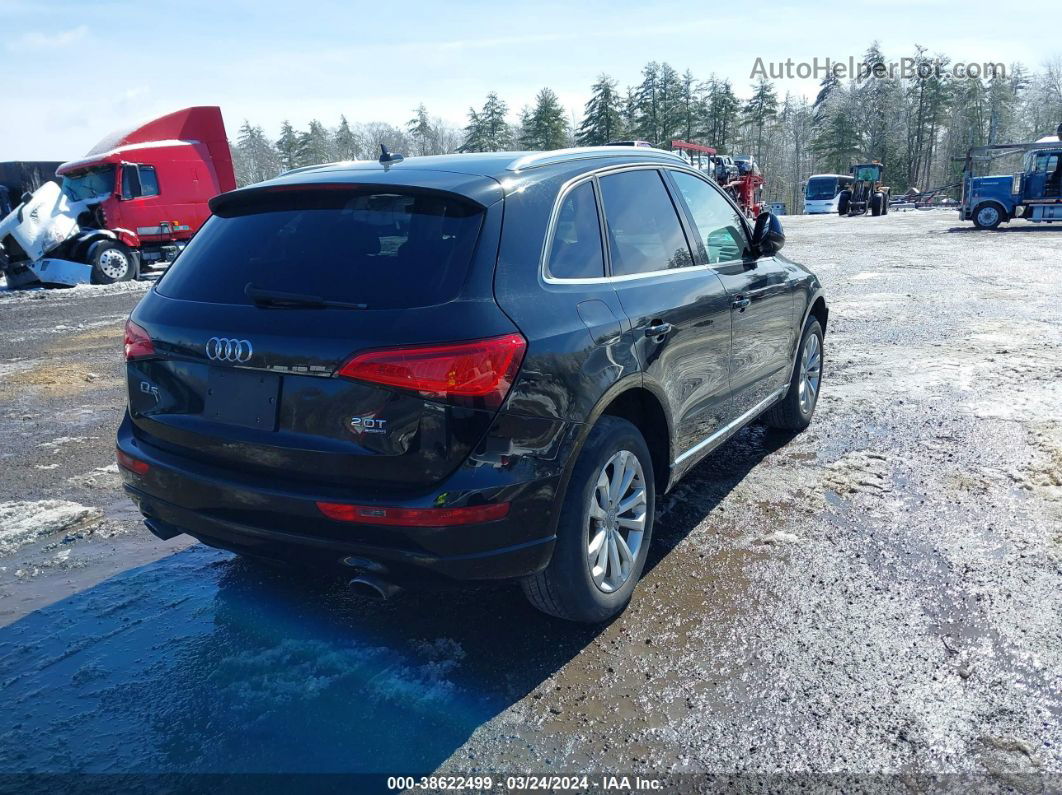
[798,332,822,415]
[587,450,647,593]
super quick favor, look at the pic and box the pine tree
[295,120,334,167]
[334,115,361,160]
[459,92,511,152]
[856,42,896,167]
[633,62,661,143]
[520,88,568,150]
[704,78,739,151]
[576,74,624,146]
[480,92,512,150]
[677,69,701,142]
[459,108,486,153]
[234,121,280,186]
[743,77,779,160]
[812,91,862,174]
[813,72,841,123]
[407,104,435,156]
[656,63,683,146]
[276,120,299,170]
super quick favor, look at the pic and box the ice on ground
[68,463,121,489]
[0,279,151,303]
[38,435,97,450]
[0,359,37,378]
[0,500,102,555]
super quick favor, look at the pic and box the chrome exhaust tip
[349,575,402,600]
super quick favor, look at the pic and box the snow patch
[38,435,97,450]
[0,279,151,303]
[0,500,102,555]
[68,463,121,489]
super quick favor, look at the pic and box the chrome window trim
[540,163,753,286]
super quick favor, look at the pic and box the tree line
[232,43,1062,211]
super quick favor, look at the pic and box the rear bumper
[116,414,566,583]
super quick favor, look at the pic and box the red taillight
[317,501,510,526]
[124,319,155,360]
[336,333,526,408]
[116,448,150,475]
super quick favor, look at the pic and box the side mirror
[752,211,785,256]
[20,192,32,205]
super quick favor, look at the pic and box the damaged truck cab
[0,106,235,287]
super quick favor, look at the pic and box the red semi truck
[0,106,235,287]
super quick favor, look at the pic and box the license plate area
[203,368,280,430]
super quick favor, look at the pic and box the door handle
[732,296,751,310]
[644,321,673,338]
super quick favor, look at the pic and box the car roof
[217,147,690,210]
[277,147,686,180]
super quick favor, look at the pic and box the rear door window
[547,180,605,279]
[157,190,484,309]
[598,169,693,276]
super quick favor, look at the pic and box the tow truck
[0,106,235,287]
[958,123,1062,229]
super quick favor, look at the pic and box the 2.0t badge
[348,415,388,435]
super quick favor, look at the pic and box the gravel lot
[0,211,1059,790]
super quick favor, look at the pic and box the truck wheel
[88,240,138,284]
[973,203,1003,230]
[763,319,824,431]
[881,193,889,215]
[522,416,655,623]
[870,193,883,216]
[837,190,851,215]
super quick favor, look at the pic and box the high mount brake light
[124,319,155,360]
[336,333,527,408]
[316,501,510,526]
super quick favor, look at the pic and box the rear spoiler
[209,180,498,216]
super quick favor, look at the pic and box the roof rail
[279,160,366,177]
[506,146,686,172]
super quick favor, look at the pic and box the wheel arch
[786,288,828,384]
[73,229,140,260]
[567,376,674,498]
[973,199,1010,223]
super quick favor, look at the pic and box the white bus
[803,174,853,214]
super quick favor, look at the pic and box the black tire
[881,192,889,215]
[972,202,1004,230]
[837,190,851,215]
[763,319,824,431]
[870,193,883,216]
[522,416,655,623]
[87,240,138,285]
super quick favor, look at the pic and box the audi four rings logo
[206,337,254,363]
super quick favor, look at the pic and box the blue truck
[960,123,1062,229]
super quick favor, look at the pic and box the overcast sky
[2,0,1058,160]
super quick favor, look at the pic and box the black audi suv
[117,147,827,622]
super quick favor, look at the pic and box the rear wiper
[244,283,367,310]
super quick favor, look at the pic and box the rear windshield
[156,189,484,309]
